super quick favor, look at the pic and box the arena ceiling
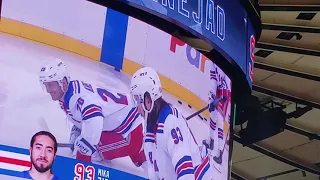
[231,0,320,179]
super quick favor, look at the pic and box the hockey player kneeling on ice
[130,67,214,180]
[38,59,148,171]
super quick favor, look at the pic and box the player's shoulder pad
[158,104,179,125]
[64,80,81,109]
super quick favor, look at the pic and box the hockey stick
[223,127,230,152]
[37,117,73,148]
[57,143,73,148]
[58,96,225,148]
[185,105,209,120]
[185,96,223,120]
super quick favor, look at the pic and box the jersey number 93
[171,127,183,144]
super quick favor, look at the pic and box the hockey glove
[222,96,228,102]
[74,136,96,163]
[208,103,215,112]
[209,96,225,112]
[208,91,215,104]
[69,125,81,152]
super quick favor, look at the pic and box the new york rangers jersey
[59,80,143,146]
[210,63,232,117]
[144,104,213,180]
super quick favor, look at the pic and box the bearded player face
[30,135,56,173]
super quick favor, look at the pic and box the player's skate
[200,140,210,160]
[198,140,215,180]
[93,151,116,166]
[202,139,214,152]
[133,148,148,171]
[203,138,223,173]
[212,150,223,173]
[213,150,223,164]
[135,161,149,177]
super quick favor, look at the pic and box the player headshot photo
[22,131,59,180]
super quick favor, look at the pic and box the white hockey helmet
[39,58,70,92]
[130,67,162,114]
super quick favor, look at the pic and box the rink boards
[0,32,230,179]
[0,0,233,119]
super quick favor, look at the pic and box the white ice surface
[0,33,230,180]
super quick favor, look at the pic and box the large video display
[125,17,232,180]
[124,0,257,88]
[0,0,232,180]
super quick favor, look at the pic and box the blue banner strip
[0,144,29,155]
[0,144,146,180]
[0,169,28,179]
[101,9,129,71]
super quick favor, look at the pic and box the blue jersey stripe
[81,104,102,115]
[116,107,136,128]
[79,138,96,153]
[177,169,194,179]
[197,162,210,180]
[82,112,104,121]
[64,80,81,109]
[145,139,155,143]
[119,113,140,135]
[157,130,164,134]
[76,80,80,94]
[175,156,192,172]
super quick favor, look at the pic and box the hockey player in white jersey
[130,67,213,180]
[204,62,231,171]
[38,59,147,169]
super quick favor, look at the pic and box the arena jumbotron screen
[0,0,259,179]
